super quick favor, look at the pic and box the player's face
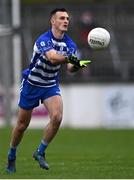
[51,11,69,32]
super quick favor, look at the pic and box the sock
[8,146,17,160]
[37,139,48,155]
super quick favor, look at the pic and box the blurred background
[0,0,134,128]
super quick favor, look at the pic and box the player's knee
[17,120,28,132]
[51,112,62,125]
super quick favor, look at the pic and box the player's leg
[43,95,63,143]
[33,95,63,170]
[6,107,33,173]
[10,108,33,147]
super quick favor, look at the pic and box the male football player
[6,8,91,172]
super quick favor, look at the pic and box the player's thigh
[43,95,63,120]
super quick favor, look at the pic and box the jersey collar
[49,30,65,42]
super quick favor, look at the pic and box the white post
[12,0,21,85]
[11,0,21,117]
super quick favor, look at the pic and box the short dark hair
[50,8,68,17]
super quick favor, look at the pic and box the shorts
[18,80,61,110]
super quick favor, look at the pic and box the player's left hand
[79,59,92,68]
[67,54,91,68]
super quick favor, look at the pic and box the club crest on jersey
[40,41,46,46]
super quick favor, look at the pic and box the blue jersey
[22,30,77,87]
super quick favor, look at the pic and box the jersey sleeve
[66,39,77,56]
[35,35,53,54]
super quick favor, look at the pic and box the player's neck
[51,28,64,39]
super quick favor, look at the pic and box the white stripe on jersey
[31,67,58,78]
[34,43,40,53]
[37,60,61,70]
[28,74,55,84]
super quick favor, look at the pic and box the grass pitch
[0,127,134,179]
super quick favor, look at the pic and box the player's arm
[45,50,80,73]
[45,49,67,64]
[45,49,89,73]
[46,50,91,69]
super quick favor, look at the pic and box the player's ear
[50,16,55,24]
